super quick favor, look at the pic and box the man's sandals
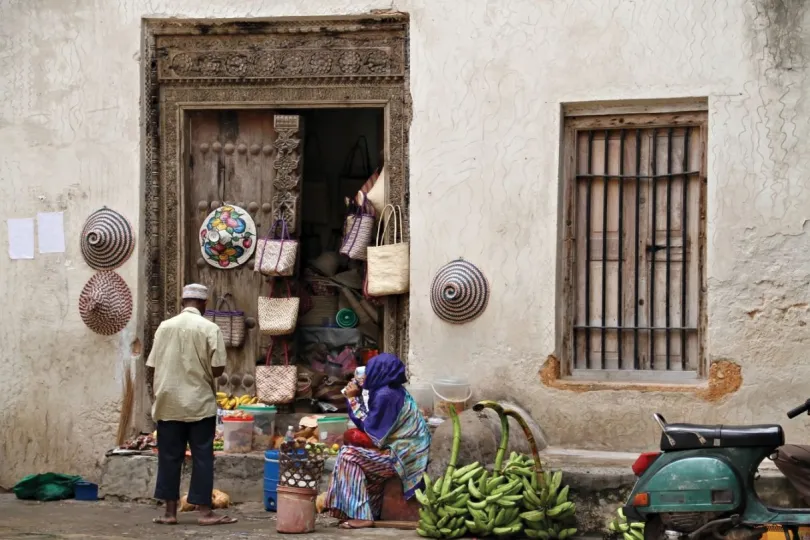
[152,515,237,526]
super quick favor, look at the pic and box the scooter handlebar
[787,400,810,419]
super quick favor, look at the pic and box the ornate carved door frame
[141,15,411,360]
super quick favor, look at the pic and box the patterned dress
[324,392,431,521]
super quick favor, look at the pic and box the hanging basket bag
[256,338,298,405]
[339,194,375,261]
[254,219,298,277]
[365,204,410,297]
[204,294,246,348]
[258,280,300,336]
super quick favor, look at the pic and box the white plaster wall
[1,0,808,486]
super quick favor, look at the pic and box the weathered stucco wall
[1,0,809,486]
[406,0,810,452]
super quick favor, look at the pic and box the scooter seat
[661,423,784,451]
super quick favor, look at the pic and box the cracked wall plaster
[1,0,809,485]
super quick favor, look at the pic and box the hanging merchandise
[204,294,246,348]
[254,219,298,277]
[366,165,387,215]
[355,166,384,213]
[365,204,409,297]
[80,207,135,271]
[256,338,298,405]
[430,259,490,324]
[199,205,257,269]
[78,271,133,335]
[338,194,375,261]
[258,279,300,336]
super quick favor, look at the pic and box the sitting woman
[324,353,431,529]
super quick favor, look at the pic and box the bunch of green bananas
[463,459,525,537]
[502,452,578,539]
[415,406,471,539]
[416,400,580,538]
[415,463,483,538]
[607,507,644,540]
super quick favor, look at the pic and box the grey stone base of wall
[100,447,802,533]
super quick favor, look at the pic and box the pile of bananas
[415,406,470,538]
[416,400,579,538]
[464,459,525,537]
[216,392,258,410]
[607,507,644,540]
[502,453,577,539]
[415,464,477,538]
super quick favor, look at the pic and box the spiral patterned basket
[430,259,490,324]
[80,208,135,270]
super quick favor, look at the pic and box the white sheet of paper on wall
[7,218,35,260]
[37,212,66,254]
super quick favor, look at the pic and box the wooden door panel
[184,110,299,396]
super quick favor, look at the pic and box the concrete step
[99,448,801,534]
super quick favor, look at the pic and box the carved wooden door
[184,111,303,396]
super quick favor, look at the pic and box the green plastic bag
[13,473,82,501]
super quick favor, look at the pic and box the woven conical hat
[79,271,133,336]
[80,208,135,270]
[430,259,490,324]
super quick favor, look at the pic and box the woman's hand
[344,380,361,398]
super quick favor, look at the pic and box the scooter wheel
[644,516,665,540]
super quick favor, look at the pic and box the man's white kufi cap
[182,283,209,300]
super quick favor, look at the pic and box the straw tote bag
[254,219,298,277]
[203,294,246,347]
[339,194,375,261]
[258,280,299,336]
[256,338,297,405]
[365,204,410,297]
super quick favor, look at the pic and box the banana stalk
[441,404,462,498]
[503,407,546,488]
[473,401,509,472]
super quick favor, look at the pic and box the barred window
[561,111,707,381]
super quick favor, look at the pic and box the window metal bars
[572,127,700,371]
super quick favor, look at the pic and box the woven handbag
[256,338,297,405]
[339,194,375,261]
[254,219,298,277]
[258,280,299,336]
[204,294,246,347]
[365,204,410,297]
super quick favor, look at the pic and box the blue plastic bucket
[264,450,279,512]
[264,487,278,511]
[74,481,98,501]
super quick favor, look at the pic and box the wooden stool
[379,477,420,523]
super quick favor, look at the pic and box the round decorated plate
[199,205,257,269]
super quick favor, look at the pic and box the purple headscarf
[349,353,407,443]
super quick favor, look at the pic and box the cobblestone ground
[0,494,409,539]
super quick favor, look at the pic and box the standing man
[146,283,237,526]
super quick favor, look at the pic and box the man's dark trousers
[154,416,216,505]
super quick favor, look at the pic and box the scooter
[623,399,810,540]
